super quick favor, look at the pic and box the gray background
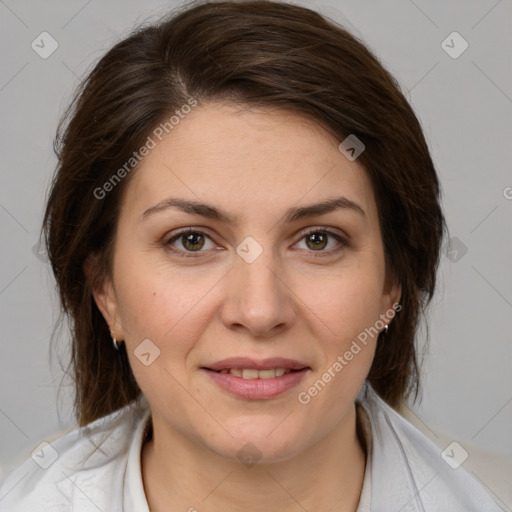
[1,0,511,482]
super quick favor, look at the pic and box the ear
[84,254,125,341]
[381,271,402,316]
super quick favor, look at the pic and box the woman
[0,1,506,510]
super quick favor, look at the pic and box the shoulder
[0,398,150,512]
[357,384,511,511]
[397,401,512,510]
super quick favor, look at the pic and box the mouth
[201,358,311,399]
[205,367,302,378]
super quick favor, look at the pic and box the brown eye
[305,231,328,250]
[295,228,348,255]
[180,232,205,251]
[165,229,216,257]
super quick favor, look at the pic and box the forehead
[119,102,378,227]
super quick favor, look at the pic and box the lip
[204,357,310,371]
[202,367,310,399]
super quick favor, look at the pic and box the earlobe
[379,279,401,335]
[84,254,124,341]
[383,273,402,314]
[390,280,402,309]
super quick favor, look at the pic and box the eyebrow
[139,196,365,224]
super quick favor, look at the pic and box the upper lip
[204,357,310,371]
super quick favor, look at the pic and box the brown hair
[42,0,446,426]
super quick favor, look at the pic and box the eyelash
[163,227,349,259]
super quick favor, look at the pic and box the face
[92,102,401,463]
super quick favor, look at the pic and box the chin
[209,423,306,465]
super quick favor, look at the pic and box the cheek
[297,259,383,398]
[295,273,381,419]
[116,281,201,404]
[114,243,208,335]
[113,262,219,376]
[304,263,384,342]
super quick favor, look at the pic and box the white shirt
[0,383,507,511]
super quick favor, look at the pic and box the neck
[141,403,366,512]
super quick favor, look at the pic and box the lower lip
[202,368,309,399]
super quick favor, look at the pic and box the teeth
[217,368,292,379]
[258,369,276,379]
[242,369,259,379]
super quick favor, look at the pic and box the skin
[92,102,401,512]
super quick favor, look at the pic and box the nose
[220,248,296,338]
